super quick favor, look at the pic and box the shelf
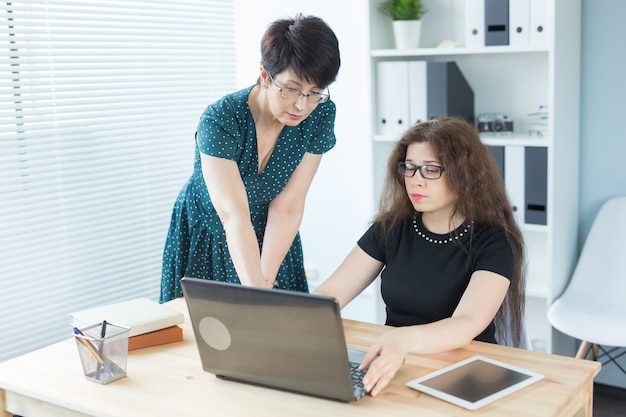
[481,136,550,147]
[368,0,581,355]
[526,253,550,298]
[371,45,550,59]
[522,224,549,233]
[375,134,550,148]
[526,279,549,299]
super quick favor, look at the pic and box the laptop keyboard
[349,361,366,391]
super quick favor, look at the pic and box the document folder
[524,146,547,225]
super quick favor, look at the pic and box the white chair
[548,196,626,375]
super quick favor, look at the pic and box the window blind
[0,0,236,361]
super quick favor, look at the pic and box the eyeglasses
[397,162,445,180]
[267,73,330,104]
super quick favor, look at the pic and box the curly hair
[375,116,527,347]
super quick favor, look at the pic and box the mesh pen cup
[74,321,129,384]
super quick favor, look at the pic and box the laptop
[180,277,368,402]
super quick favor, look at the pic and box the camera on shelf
[477,113,514,134]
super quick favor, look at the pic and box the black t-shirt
[357,214,514,343]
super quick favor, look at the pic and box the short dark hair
[259,14,340,88]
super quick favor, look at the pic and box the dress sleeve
[305,100,337,155]
[195,92,245,161]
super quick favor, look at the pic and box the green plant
[378,0,427,21]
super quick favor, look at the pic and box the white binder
[408,61,428,126]
[509,0,530,46]
[376,61,410,138]
[530,0,549,46]
[465,0,485,47]
[505,146,525,226]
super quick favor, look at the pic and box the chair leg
[591,344,599,361]
[576,342,626,376]
[576,341,592,360]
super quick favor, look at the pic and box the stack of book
[70,298,185,350]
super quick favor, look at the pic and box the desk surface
[0,297,600,417]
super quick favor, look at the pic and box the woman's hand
[360,327,412,396]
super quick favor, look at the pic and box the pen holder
[74,321,129,384]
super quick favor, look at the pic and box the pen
[96,320,107,378]
[100,320,108,339]
[73,327,105,366]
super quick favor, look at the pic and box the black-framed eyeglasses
[267,73,330,104]
[397,162,445,180]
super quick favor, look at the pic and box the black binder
[426,61,475,124]
[524,146,548,225]
[485,0,510,46]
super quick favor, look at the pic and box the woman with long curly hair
[315,116,526,396]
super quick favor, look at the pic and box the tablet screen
[406,355,544,410]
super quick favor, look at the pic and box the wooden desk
[0,298,600,417]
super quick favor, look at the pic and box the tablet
[406,355,544,410]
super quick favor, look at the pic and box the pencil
[73,327,105,366]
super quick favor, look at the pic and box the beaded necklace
[412,215,472,245]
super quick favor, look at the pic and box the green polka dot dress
[159,86,336,303]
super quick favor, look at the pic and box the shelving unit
[368,0,581,354]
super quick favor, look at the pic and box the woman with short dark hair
[160,14,341,302]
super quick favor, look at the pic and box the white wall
[234,1,382,322]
